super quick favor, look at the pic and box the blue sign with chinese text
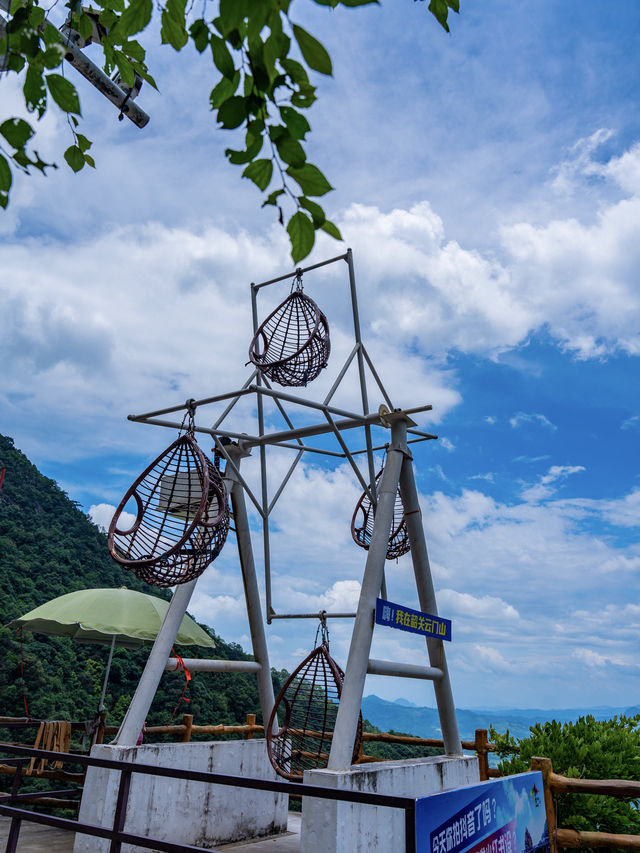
[416,772,549,853]
[375,598,451,641]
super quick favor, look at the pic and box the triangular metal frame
[112,250,461,763]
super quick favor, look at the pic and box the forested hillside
[0,434,441,762]
[0,433,280,728]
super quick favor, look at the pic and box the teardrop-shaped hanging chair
[249,275,330,387]
[266,642,363,781]
[108,433,230,587]
[351,468,410,560]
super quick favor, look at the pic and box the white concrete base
[74,739,288,853]
[301,755,479,853]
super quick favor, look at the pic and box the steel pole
[327,417,406,769]
[225,447,276,729]
[112,578,198,745]
[398,456,462,756]
[98,634,116,713]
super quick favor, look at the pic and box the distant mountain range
[362,695,640,741]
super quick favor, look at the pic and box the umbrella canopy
[8,587,215,650]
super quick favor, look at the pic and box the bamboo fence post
[245,714,256,739]
[474,729,489,781]
[180,714,194,743]
[531,756,557,853]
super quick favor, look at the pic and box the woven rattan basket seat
[249,290,330,387]
[351,469,410,561]
[108,434,229,587]
[266,643,363,781]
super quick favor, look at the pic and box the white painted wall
[301,755,479,853]
[74,739,288,853]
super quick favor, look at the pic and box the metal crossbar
[0,743,418,853]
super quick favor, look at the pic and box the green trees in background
[0,0,460,262]
[491,715,640,838]
[0,433,271,728]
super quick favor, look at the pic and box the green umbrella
[8,587,214,711]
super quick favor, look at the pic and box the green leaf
[0,118,34,149]
[216,95,246,129]
[275,134,305,168]
[210,34,235,79]
[219,0,247,35]
[225,134,263,164]
[242,158,272,191]
[46,74,81,114]
[279,106,310,140]
[76,133,92,153]
[292,24,332,75]
[321,219,342,240]
[286,163,332,197]
[23,66,47,117]
[113,0,152,38]
[428,0,450,32]
[339,0,379,5]
[189,19,209,53]
[447,0,460,12]
[121,39,145,61]
[209,71,240,109]
[299,196,325,226]
[161,0,187,50]
[0,154,12,209]
[287,211,315,263]
[161,9,188,50]
[281,57,309,85]
[64,144,85,172]
[262,188,284,207]
[114,50,135,87]
[41,45,66,69]
[77,12,95,42]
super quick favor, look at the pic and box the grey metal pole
[112,578,197,745]
[346,248,387,599]
[225,446,276,729]
[398,456,463,756]
[98,634,116,713]
[327,417,406,769]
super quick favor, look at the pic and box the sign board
[416,772,550,853]
[375,597,451,641]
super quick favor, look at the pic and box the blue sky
[1,0,638,714]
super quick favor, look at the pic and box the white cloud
[438,590,520,622]
[509,412,556,431]
[520,465,585,503]
[89,502,122,532]
[621,415,639,431]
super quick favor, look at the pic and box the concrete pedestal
[74,739,288,853]
[301,755,479,853]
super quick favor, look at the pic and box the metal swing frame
[112,249,462,766]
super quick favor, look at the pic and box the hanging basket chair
[266,643,363,782]
[108,433,230,587]
[351,468,410,561]
[248,279,330,387]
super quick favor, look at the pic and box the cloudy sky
[1,0,638,713]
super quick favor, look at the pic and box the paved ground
[0,813,302,852]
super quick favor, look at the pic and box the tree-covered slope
[0,433,274,728]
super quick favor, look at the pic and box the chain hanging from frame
[248,269,330,387]
[108,407,230,587]
[266,614,363,781]
[351,459,411,561]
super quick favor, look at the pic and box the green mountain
[362,695,640,741]
[0,433,281,729]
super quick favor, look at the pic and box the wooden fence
[2,714,639,850]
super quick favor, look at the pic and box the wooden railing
[531,756,640,852]
[3,714,639,850]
